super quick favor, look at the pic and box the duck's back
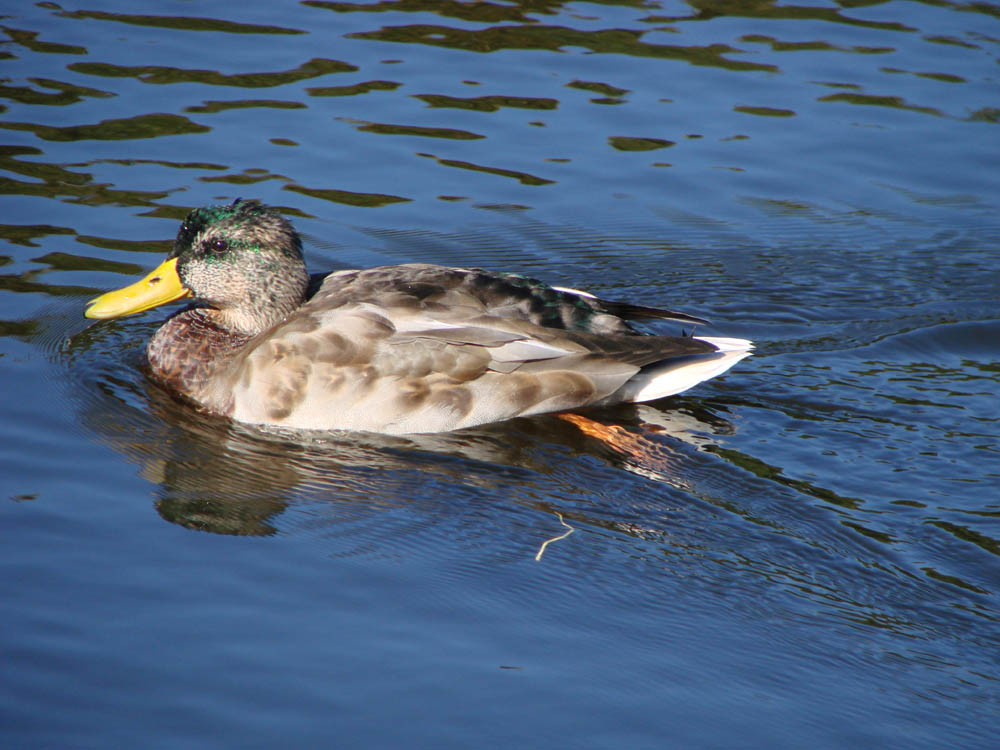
[309,264,648,334]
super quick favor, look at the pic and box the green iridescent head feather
[170,199,303,261]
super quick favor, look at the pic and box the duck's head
[86,200,310,335]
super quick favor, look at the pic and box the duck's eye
[206,238,229,254]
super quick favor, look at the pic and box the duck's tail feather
[616,336,753,403]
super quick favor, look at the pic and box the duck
[85,199,752,435]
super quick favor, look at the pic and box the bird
[85,199,752,435]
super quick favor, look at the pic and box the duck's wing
[309,264,707,334]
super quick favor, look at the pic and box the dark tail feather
[599,299,710,327]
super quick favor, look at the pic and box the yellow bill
[85,256,191,319]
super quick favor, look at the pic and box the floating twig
[535,511,575,561]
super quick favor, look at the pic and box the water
[2,1,999,747]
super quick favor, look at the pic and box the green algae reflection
[55,9,305,35]
[346,24,775,72]
[0,113,210,142]
[67,58,357,88]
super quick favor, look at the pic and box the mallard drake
[85,199,752,434]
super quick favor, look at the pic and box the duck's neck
[146,264,309,413]
[213,265,309,337]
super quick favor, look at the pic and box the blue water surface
[1,1,998,748]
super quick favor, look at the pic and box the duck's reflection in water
[84,368,738,538]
